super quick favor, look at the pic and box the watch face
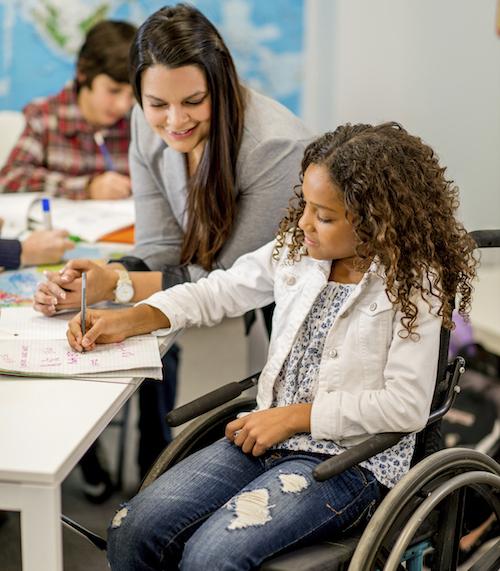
[116,282,134,303]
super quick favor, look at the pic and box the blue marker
[94,131,116,171]
[41,197,52,230]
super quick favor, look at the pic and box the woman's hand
[225,404,312,457]
[67,304,171,352]
[33,259,118,316]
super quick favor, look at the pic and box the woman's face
[141,64,211,161]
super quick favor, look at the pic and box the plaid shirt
[0,81,130,199]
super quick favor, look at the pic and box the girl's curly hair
[275,122,478,335]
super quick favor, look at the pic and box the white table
[0,327,175,571]
[0,374,139,571]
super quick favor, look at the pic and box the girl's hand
[67,307,134,352]
[33,259,118,316]
[67,304,171,352]
[225,404,312,457]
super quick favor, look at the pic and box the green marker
[69,235,83,243]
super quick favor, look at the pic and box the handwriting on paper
[0,336,161,377]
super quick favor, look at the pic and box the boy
[0,20,136,200]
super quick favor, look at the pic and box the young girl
[67,122,477,570]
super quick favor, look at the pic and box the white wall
[304,0,500,231]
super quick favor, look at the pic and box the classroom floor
[0,314,497,570]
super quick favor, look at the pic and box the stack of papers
[0,193,135,242]
[0,308,162,380]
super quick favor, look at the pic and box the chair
[0,110,25,168]
[64,229,500,570]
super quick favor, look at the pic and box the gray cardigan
[128,88,312,283]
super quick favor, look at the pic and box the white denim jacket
[142,240,442,449]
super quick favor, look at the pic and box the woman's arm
[33,259,162,316]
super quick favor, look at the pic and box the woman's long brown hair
[130,4,246,270]
[275,123,478,335]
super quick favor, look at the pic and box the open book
[0,308,162,380]
[0,193,135,243]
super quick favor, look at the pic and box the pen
[81,272,87,348]
[94,131,116,171]
[41,198,53,230]
[69,235,83,243]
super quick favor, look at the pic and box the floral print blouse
[272,281,416,489]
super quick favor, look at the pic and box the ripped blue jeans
[107,438,380,571]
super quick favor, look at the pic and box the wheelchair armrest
[427,356,465,425]
[313,356,466,482]
[469,229,500,248]
[166,372,260,427]
[313,433,405,482]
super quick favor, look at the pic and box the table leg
[0,482,62,571]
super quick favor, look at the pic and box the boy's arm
[0,109,91,199]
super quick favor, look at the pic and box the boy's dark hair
[276,122,478,335]
[76,20,137,91]
[129,3,246,271]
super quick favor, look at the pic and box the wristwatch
[113,269,134,304]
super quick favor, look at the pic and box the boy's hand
[88,172,131,199]
[225,404,312,457]
[33,259,118,316]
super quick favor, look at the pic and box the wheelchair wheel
[349,447,500,571]
[140,396,256,491]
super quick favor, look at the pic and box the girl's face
[298,164,358,263]
[141,64,211,162]
[78,74,134,127]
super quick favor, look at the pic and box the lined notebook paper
[0,308,163,379]
[0,336,162,379]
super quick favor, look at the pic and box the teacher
[34,3,311,478]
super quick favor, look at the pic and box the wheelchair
[64,229,500,570]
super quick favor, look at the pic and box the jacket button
[369,302,377,311]
[286,276,296,286]
[328,349,338,358]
